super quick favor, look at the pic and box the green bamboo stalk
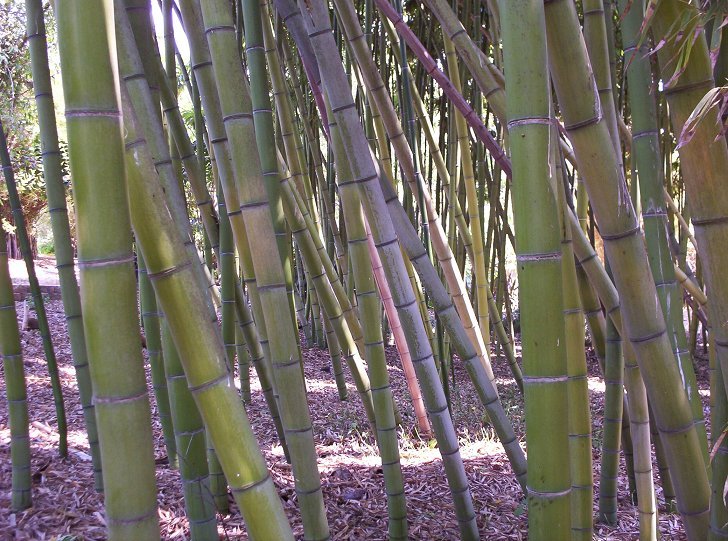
[710,335,728,540]
[55,1,160,536]
[197,0,329,535]
[0,226,31,511]
[25,0,101,483]
[554,139,593,539]
[176,0,288,454]
[0,123,67,458]
[160,319,218,540]
[277,156,377,427]
[620,0,707,462]
[377,16,527,390]
[338,173,407,539]
[598,299,623,524]
[378,168,528,491]
[651,0,728,443]
[116,7,218,317]
[120,84,295,540]
[299,2,479,535]
[544,0,710,535]
[443,32,490,350]
[500,1,570,537]
[138,255,178,468]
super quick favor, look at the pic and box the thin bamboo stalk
[159,320,218,540]
[0,123,67,458]
[0,225,31,511]
[138,255,177,468]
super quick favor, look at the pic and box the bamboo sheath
[55,2,161,537]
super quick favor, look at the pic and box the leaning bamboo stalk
[55,2,160,536]
[619,0,707,463]
[331,146,407,538]
[176,0,287,452]
[378,170,528,492]
[0,123,67,459]
[197,0,330,535]
[378,25,523,388]
[0,225,31,511]
[442,32,490,356]
[364,222,431,436]
[299,1,479,535]
[367,0,511,173]
[121,86,295,540]
[25,0,100,480]
[329,0,499,392]
[652,1,728,418]
[277,157,378,428]
[500,2,570,536]
[544,0,710,535]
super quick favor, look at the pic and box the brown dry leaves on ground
[0,298,695,540]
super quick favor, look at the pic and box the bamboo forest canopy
[1,0,728,540]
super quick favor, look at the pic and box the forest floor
[0,272,701,539]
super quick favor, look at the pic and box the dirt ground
[0,287,699,539]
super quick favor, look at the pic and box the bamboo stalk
[299,1,480,534]
[545,0,710,535]
[55,2,160,536]
[0,225,31,511]
[25,0,101,481]
[500,1,571,536]
[197,0,330,535]
[121,85,295,540]
[0,122,67,458]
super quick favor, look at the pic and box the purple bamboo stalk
[373,0,512,176]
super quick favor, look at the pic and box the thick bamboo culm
[499,2,570,537]
[544,0,710,536]
[55,2,161,537]
[25,0,100,479]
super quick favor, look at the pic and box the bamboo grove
[1,0,727,538]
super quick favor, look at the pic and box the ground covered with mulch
[0,294,701,540]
